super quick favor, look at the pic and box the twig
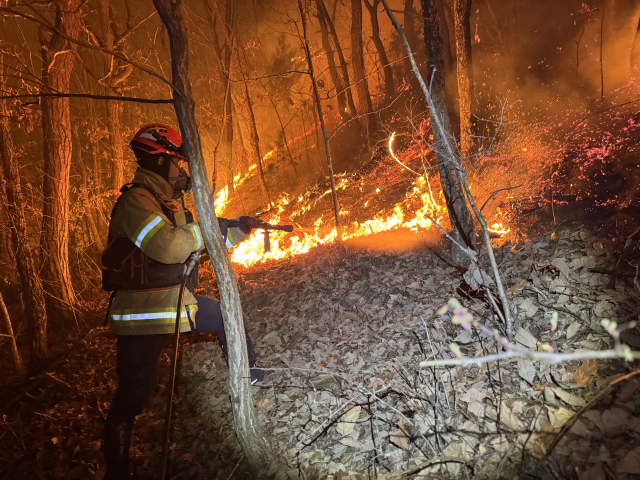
[387,457,474,480]
[546,369,640,455]
[480,185,522,212]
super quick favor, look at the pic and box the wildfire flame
[226,132,511,267]
[488,222,510,236]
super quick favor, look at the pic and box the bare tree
[98,0,126,191]
[351,0,375,131]
[316,0,350,121]
[299,0,342,236]
[39,0,83,327]
[454,0,474,159]
[241,72,271,207]
[0,97,49,373]
[153,0,271,471]
[363,0,396,103]
[0,291,24,377]
[419,0,475,265]
[403,0,416,73]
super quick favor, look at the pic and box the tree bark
[0,291,25,377]
[299,0,342,236]
[242,80,271,207]
[351,0,375,131]
[99,0,125,191]
[420,0,474,265]
[0,99,49,373]
[454,0,474,159]
[152,0,270,472]
[363,0,396,103]
[39,0,82,328]
[218,0,235,189]
[316,0,349,122]
[0,180,12,269]
[404,0,416,73]
[317,0,358,119]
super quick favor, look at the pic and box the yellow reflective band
[226,228,236,249]
[132,214,167,251]
[191,224,203,250]
[110,305,197,325]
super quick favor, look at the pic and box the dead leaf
[518,359,536,384]
[336,406,361,436]
[566,322,580,339]
[463,263,494,290]
[551,258,571,280]
[389,417,410,450]
[617,448,640,474]
[572,360,597,387]
[515,328,538,349]
[549,387,586,407]
[547,406,575,429]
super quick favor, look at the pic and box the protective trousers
[104,294,257,476]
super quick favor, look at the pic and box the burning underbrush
[214,115,560,268]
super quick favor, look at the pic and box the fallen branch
[545,369,640,455]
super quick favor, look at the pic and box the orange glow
[488,222,510,236]
[225,131,512,267]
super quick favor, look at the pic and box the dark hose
[159,252,199,479]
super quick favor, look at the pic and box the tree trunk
[364,0,396,103]
[351,0,375,131]
[73,131,104,253]
[39,0,82,328]
[218,0,235,189]
[404,0,416,74]
[0,181,12,269]
[317,0,358,119]
[316,0,349,122]
[0,291,25,377]
[241,80,271,207]
[0,99,49,374]
[99,0,125,191]
[300,0,342,237]
[420,0,474,265]
[152,0,270,472]
[454,0,474,159]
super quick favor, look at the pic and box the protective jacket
[104,167,247,336]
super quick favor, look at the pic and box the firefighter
[101,124,263,479]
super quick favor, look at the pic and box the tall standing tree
[351,0,375,131]
[98,0,126,191]
[403,0,417,73]
[420,0,475,264]
[316,0,350,121]
[317,0,358,119]
[454,0,474,159]
[0,81,49,373]
[363,0,396,103]
[39,0,83,327]
[217,0,235,190]
[152,0,271,471]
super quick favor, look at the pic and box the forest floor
[2,203,639,480]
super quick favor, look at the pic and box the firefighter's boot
[104,417,136,479]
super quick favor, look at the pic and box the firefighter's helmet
[129,124,186,160]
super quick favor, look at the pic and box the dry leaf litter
[180,225,640,479]
[1,224,639,479]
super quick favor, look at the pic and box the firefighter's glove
[237,216,261,234]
